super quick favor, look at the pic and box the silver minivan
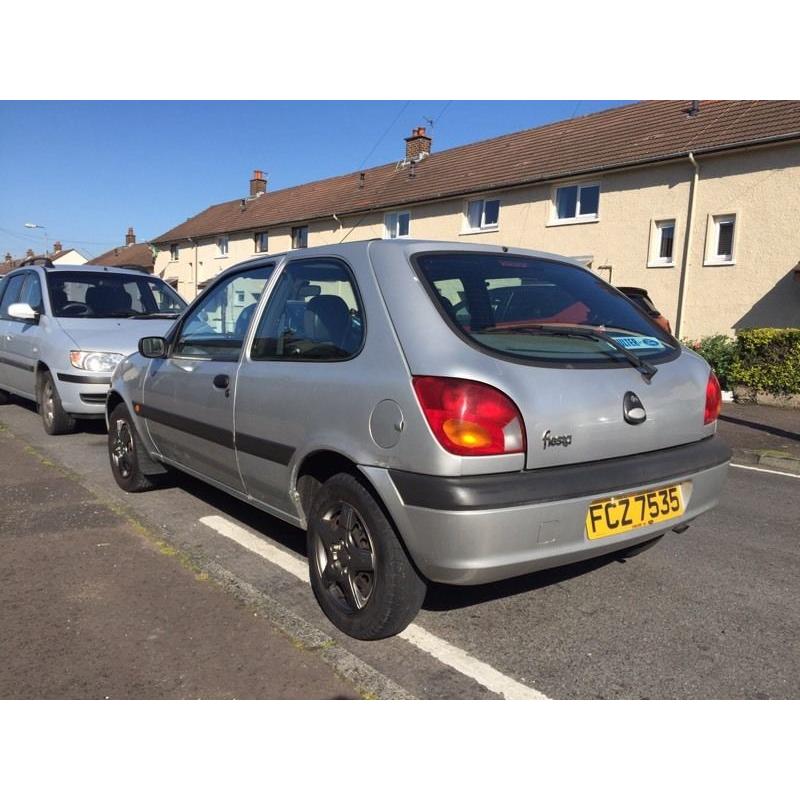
[0,259,186,434]
[106,240,730,639]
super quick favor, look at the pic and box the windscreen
[46,271,186,319]
[415,253,676,365]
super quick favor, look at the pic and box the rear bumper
[56,372,111,416]
[362,437,731,585]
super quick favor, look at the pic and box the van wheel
[108,403,159,492]
[307,472,426,640]
[38,371,75,435]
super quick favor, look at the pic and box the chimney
[250,169,267,196]
[4,252,12,266]
[53,241,63,253]
[26,248,34,257]
[125,227,136,246]
[405,127,432,162]
[686,100,700,117]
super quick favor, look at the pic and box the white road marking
[397,624,546,700]
[730,463,800,479]
[199,514,547,700]
[199,515,309,582]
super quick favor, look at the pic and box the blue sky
[0,100,629,260]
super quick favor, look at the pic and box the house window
[217,236,229,257]
[648,219,676,267]
[254,231,269,253]
[552,183,600,223]
[705,214,737,265]
[234,290,246,305]
[463,198,500,232]
[169,244,179,261]
[384,211,411,239]
[292,226,309,249]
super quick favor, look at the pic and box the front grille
[79,393,107,405]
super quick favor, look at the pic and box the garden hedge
[728,328,800,396]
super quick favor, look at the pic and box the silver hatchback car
[106,240,730,639]
[0,258,186,434]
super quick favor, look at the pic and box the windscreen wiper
[483,324,658,380]
[130,312,181,319]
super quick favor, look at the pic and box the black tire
[307,472,426,640]
[38,371,76,435]
[107,403,161,492]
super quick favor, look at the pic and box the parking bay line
[730,463,800,479]
[199,514,547,700]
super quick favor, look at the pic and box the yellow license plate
[586,484,684,540]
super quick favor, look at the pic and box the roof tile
[152,100,800,244]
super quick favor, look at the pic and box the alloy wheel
[314,501,376,613]
[110,419,134,479]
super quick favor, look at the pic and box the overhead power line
[357,100,411,171]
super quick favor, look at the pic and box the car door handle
[213,374,230,390]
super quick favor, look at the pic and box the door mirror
[7,302,38,323]
[139,336,167,358]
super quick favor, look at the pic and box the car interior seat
[303,294,351,348]
[85,285,133,315]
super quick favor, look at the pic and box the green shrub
[729,328,800,396]
[682,334,736,389]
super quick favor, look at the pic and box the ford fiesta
[105,240,730,640]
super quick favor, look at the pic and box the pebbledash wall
[154,141,800,340]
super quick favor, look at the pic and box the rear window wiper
[483,324,658,380]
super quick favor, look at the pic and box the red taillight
[412,376,526,456]
[704,371,722,425]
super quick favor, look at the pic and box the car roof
[4,263,158,279]
[229,238,589,270]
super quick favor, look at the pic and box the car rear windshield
[46,272,186,319]
[415,253,677,366]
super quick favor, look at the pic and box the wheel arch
[292,448,420,573]
[294,449,363,523]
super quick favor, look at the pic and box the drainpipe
[675,152,700,339]
[188,237,198,299]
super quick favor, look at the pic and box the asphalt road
[1,399,798,699]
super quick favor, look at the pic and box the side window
[0,274,26,319]
[250,259,364,361]
[173,265,273,360]
[20,272,43,312]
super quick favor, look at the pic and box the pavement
[0,428,359,699]
[1,397,798,699]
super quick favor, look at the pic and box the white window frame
[169,244,179,262]
[254,231,269,253]
[461,197,500,234]
[647,219,677,268]
[384,210,411,239]
[216,235,229,258]
[292,226,309,249]
[704,213,738,266]
[548,182,601,226]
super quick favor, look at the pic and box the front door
[4,272,45,397]
[141,263,274,492]
[0,272,35,395]
[235,257,366,515]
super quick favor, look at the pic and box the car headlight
[69,351,124,372]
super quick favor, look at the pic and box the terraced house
[151,100,800,338]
